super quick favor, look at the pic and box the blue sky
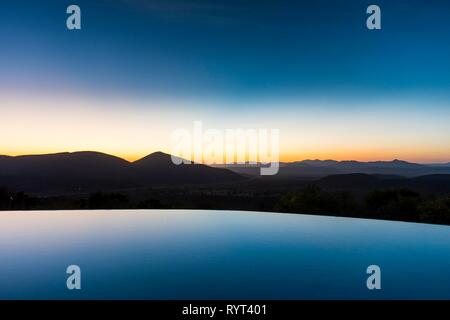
[1,0,450,161]
[2,0,450,98]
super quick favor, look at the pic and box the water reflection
[0,210,449,299]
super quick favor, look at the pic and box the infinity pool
[0,210,449,299]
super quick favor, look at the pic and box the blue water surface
[0,210,449,299]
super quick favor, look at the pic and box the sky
[1,0,450,163]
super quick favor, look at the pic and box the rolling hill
[315,173,450,194]
[222,159,450,177]
[0,151,244,194]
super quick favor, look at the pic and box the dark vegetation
[1,182,449,225]
[276,186,450,224]
[1,151,450,225]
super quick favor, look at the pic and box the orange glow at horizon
[1,92,450,164]
[1,148,449,165]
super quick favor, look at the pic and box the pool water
[0,210,449,299]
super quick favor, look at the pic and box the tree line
[1,185,449,225]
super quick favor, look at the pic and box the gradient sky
[1,0,450,162]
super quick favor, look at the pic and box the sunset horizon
[1,148,450,165]
[2,1,450,167]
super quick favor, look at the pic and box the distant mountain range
[1,151,450,195]
[0,151,243,194]
[220,159,450,177]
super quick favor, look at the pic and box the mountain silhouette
[1,151,450,194]
[226,159,450,177]
[131,151,244,185]
[0,151,244,194]
[317,173,388,189]
[288,159,423,169]
[0,151,129,176]
[315,173,450,194]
